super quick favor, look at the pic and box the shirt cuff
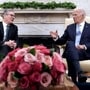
[83,45,87,50]
[53,36,59,41]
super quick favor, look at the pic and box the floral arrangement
[0,45,66,90]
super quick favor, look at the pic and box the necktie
[75,25,82,46]
[4,24,10,41]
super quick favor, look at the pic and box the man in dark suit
[50,9,90,83]
[0,9,18,59]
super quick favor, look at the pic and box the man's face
[72,10,84,24]
[4,11,15,24]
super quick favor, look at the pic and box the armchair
[61,16,90,73]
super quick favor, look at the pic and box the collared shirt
[77,21,85,33]
[75,21,85,46]
[2,21,8,41]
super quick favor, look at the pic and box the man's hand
[76,45,87,50]
[50,30,58,39]
[4,40,17,49]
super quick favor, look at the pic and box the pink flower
[39,49,50,55]
[43,55,53,68]
[35,45,47,50]
[17,62,32,75]
[52,52,66,73]
[14,48,28,57]
[35,45,50,55]
[40,72,52,87]
[36,52,45,62]
[7,72,18,88]
[24,53,37,64]
[53,52,63,62]
[19,76,29,89]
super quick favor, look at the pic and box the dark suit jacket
[55,22,90,59]
[0,22,18,58]
[0,22,18,46]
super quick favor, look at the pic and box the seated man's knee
[66,41,75,48]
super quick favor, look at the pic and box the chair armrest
[57,45,66,49]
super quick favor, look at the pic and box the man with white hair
[50,8,90,83]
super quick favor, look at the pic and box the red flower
[32,62,42,72]
[29,72,41,83]
[19,76,29,88]
[8,48,20,57]
[0,67,8,81]
[8,62,18,72]
[15,56,24,64]
[51,68,58,79]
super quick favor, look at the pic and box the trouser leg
[0,45,12,61]
[65,41,81,82]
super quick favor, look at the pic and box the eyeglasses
[7,14,15,17]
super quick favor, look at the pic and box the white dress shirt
[2,21,8,41]
[75,21,85,46]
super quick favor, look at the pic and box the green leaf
[42,63,50,73]
[0,54,4,60]
[14,71,24,79]
[29,48,36,55]
[0,1,76,9]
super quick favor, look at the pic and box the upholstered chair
[61,16,90,72]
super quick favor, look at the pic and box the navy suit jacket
[55,22,90,58]
[0,22,18,46]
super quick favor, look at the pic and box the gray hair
[74,8,86,16]
[1,9,14,18]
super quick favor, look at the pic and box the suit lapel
[0,22,4,40]
[72,24,76,41]
[80,22,88,40]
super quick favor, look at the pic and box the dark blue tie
[5,24,10,41]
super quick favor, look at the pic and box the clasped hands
[4,40,17,49]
